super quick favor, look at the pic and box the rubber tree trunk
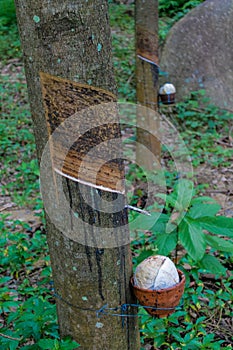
[14,1,140,349]
[135,0,160,171]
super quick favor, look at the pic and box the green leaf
[168,311,186,325]
[179,219,206,261]
[129,212,163,231]
[170,329,184,343]
[155,193,178,209]
[198,216,233,238]
[38,339,56,349]
[188,203,221,219]
[175,179,194,210]
[198,254,227,275]
[7,339,19,350]
[156,179,194,212]
[191,196,217,205]
[155,231,177,255]
[205,234,233,253]
[60,338,81,349]
[151,213,169,232]
[135,250,155,264]
[1,300,19,309]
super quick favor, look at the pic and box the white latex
[159,83,176,95]
[134,255,179,290]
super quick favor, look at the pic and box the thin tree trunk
[14,1,140,349]
[136,0,160,170]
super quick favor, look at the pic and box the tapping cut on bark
[40,72,125,193]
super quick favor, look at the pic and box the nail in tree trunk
[136,0,160,170]
[14,1,140,349]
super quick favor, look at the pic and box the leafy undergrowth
[169,90,233,168]
[0,0,21,62]
[1,1,233,349]
[109,3,136,101]
[0,62,77,343]
[0,62,79,348]
[138,271,233,349]
[158,0,205,45]
[0,61,40,209]
[0,215,79,350]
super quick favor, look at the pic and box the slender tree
[136,0,160,170]
[14,1,140,348]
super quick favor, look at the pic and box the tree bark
[14,1,140,349]
[135,0,160,170]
